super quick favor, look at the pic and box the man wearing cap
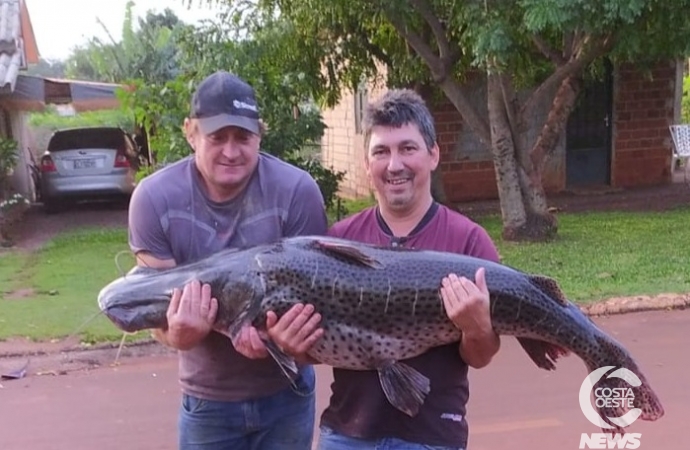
[127,70,328,449]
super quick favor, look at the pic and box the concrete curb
[0,338,162,359]
[579,292,690,317]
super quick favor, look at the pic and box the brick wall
[320,80,387,199]
[611,61,677,187]
[320,90,370,199]
[320,60,680,203]
[429,60,679,202]
[424,69,567,203]
[431,100,499,202]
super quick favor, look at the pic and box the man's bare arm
[135,252,176,347]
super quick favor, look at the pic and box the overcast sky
[25,0,223,61]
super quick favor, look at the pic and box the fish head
[97,266,177,333]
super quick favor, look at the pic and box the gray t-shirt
[128,152,328,401]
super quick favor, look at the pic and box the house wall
[322,60,680,204]
[429,74,564,202]
[1,107,35,201]
[320,79,387,199]
[610,61,678,187]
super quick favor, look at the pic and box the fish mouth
[97,274,172,333]
[100,295,171,333]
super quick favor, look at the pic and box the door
[565,60,613,187]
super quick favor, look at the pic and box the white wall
[6,110,37,202]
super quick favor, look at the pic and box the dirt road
[0,308,686,450]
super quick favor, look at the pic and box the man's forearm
[459,329,500,369]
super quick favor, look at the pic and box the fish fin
[212,325,297,379]
[377,362,431,417]
[314,240,383,269]
[529,275,569,306]
[262,339,300,380]
[517,337,571,371]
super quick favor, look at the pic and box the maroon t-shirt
[321,202,501,448]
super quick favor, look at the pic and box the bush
[283,151,346,212]
[683,74,690,124]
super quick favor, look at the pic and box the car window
[48,128,127,152]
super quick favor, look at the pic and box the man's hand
[230,324,269,359]
[266,303,324,362]
[165,280,218,351]
[440,268,492,334]
[440,268,500,368]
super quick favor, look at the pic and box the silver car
[39,127,140,213]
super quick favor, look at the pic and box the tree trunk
[486,74,528,238]
[488,74,559,242]
[510,74,585,241]
[516,167,558,241]
[530,75,583,170]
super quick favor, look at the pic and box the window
[354,81,368,135]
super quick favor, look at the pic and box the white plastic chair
[669,124,690,184]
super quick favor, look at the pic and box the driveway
[0,309,687,450]
[8,201,128,252]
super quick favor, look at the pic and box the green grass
[0,227,144,343]
[1,204,689,344]
[28,108,134,131]
[477,208,690,302]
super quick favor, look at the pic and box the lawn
[0,228,141,344]
[1,203,689,344]
[482,208,690,301]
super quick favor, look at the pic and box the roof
[0,0,22,91]
[1,74,126,112]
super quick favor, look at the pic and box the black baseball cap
[190,71,261,135]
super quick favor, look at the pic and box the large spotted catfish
[97,235,664,433]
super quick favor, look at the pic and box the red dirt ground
[0,309,687,450]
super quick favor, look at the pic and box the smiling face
[365,122,439,214]
[185,119,261,202]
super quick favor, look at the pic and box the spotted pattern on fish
[97,235,665,429]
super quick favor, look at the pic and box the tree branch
[383,4,489,146]
[562,31,574,60]
[439,77,492,147]
[499,73,522,151]
[355,27,394,67]
[532,34,565,65]
[385,10,445,80]
[499,74,517,141]
[408,0,459,64]
[529,74,582,171]
[521,33,615,120]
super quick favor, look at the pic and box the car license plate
[74,159,96,169]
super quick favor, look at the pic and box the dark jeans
[178,366,316,450]
[317,425,465,450]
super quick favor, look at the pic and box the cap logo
[233,99,258,113]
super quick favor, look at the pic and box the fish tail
[580,333,664,434]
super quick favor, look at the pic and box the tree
[201,0,690,241]
[118,15,346,211]
[64,1,192,84]
[25,58,66,78]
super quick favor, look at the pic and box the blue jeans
[317,426,464,450]
[178,366,316,450]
